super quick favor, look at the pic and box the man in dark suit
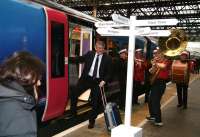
[69,40,112,129]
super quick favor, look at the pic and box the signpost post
[95,14,178,137]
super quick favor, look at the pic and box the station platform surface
[54,74,200,137]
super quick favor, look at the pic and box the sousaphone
[158,29,189,83]
[158,29,188,57]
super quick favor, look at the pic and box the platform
[53,74,200,137]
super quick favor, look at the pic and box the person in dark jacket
[0,51,44,137]
[69,40,112,129]
[116,48,128,110]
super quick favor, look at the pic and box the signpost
[135,27,151,36]
[95,21,128,28]
[140,30,171,36]
[96,14,178,137]
[135,18,178,26]
[96,28,129,36]
[96,27,151,36]
[111,13,130,24]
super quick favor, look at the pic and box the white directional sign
[97,28,129,36]
[97,27,151,36]
[135,19,178,26]
[95,21,128,28]
[112,13,130,24]
[135,27,151,36]
[140,30,171,36]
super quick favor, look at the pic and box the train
[0,0,158,133]
[0,0,100,122]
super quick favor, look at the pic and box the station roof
[51,0,200,42]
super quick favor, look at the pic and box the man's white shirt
[88,53,103,78]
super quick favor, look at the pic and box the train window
[51,21,65,78]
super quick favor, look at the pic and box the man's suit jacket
[69,51,112,83]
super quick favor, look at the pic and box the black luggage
[100,87,122,132]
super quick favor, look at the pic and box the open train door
[68,24,93,101]
[79,27,93,77]
[42,7,68,121]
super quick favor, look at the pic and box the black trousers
[70,76,103,122]
[118,80,126,109]
[133,81,144,104]
[176,83,188,107]
[148,79,166,122]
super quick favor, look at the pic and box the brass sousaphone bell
[158,29,188,57]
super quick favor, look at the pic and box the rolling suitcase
[100,86,122,132]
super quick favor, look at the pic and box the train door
[68,23,92,100]
[79,27,93,77]
[42,8,68,121]
[68,24,81,87]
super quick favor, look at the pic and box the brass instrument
[149,29,188,85]
[158,29,188,57]
[149,52,167,85]
[149,66,161,85]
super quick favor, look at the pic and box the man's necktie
[93,55,99,78]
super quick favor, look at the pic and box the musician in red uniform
[175,50,193,109]
[133,49,146,105]
[146,49,171,126]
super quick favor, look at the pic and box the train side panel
[42,7,68,121]
[0,0,69,122]
[0,0,46,62]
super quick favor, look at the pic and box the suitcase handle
[100,86,107,108]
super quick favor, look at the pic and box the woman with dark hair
[0,51,45,137]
